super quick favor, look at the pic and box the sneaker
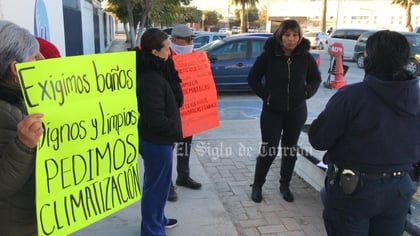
[165,218,178,229]
[176,176,202,190]
[168,183,178,202]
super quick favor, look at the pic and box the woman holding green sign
[0,20,45,236]
[136,28,184,235]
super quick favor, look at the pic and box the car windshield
[196,39,225,51]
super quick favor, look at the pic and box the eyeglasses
[176,36,194,42]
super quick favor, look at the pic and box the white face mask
[170,41,193,54]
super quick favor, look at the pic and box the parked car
[196,35,268,91]
[162,27,173,35]
[231,26,240,34]
[193,32,227,49]
[218,28,231,34]
[196,35,320,91]
[240,32,273,37]
[353,30,420,76]
[304,31,328,50]
[353,30,378,68]
[326,28,373,60]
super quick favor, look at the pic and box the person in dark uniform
[309,30,420,236]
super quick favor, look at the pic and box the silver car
[304,31,328,50]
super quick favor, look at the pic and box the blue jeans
[323,173,415,236]
[140,140,174,236]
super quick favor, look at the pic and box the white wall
[81,0,95,55]
[0,0,115,56]
[0,0,66,56]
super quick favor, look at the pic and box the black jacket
[136,49,183,144]
[248,37,321,112]
[309,75,420,173]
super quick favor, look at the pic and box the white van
[326,28,373,60]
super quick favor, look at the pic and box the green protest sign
[15,51,141,236]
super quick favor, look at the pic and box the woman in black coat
[248,19,321,203]
[136,28,184,235]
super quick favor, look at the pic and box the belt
[359,171,406,179]
[327,164,406,180]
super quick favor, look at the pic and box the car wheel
[356,54,364,69]
[406,58,419,76]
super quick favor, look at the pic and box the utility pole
[320,0,327,32]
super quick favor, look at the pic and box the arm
[0,107,37,198]
[248,53,269,101]
[305,54,322,98]
[140,76,178,134]
[308,90,348,150]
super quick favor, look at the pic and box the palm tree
[392,0,420,32]
[231,0,258,33]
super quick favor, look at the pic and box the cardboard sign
[16,52,141,236]
[173,51,219,138]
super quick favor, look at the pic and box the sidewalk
[71,34,326,235]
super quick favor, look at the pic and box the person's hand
[17,113,44,148]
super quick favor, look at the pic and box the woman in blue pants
[136,28,184,236]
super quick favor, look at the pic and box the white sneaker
[165,218,178,229]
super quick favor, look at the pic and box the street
[217,50,366,122]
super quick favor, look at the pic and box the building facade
[0,0,115,56]
[265,0,420,33]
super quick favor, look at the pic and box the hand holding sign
[17,113,44,148]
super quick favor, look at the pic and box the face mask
[170,41,193,54]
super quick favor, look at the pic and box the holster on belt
[327,164,360,194]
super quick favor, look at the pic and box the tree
[231,0,258,33]
[203,10,222,29]
[234,6,258,28]
[392,0,420,32]
[105,0,192,47]
[105,0,144,47]
[247,6,259,24]
[257,5,267,27]
[179,6,203,24]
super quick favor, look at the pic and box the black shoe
[165,218,178,229]
[280,185,294,202]
[176,176,202,190]
[168,184,178,202]
[251,185,262,203]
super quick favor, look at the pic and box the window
[331,30,346,39]
[346,30,366,40]
[213,41,247,60]
[251,40,265,58]
[193,36,210,49]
